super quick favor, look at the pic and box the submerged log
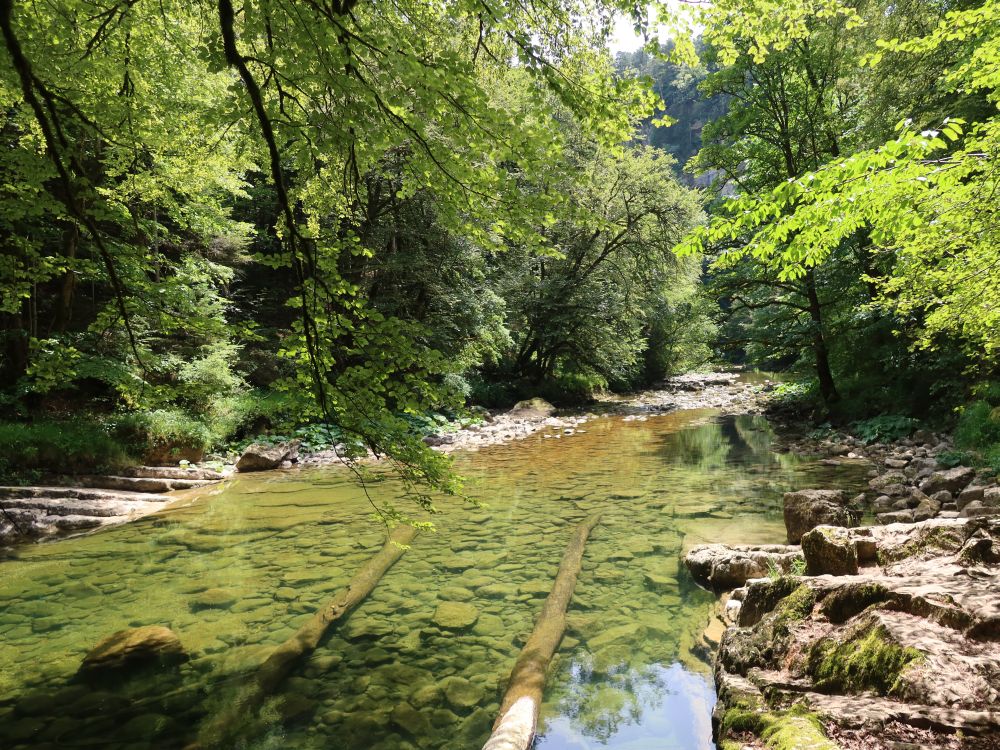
[482,513,603,750]
[198,525,417,745]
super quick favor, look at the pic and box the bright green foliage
[851,415,919,444]
[678,0,1000,364]
[0,0,712,522]
[0,421,133,476]
[954,399,1000,473]
[492,143,707,393]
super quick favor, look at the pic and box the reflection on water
[0,410,867,749]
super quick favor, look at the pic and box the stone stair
[0,466,226,547]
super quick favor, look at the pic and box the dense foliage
[0,0,716,514]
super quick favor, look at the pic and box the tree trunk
[481,513,603,750]
[197,525,417,746]
[804,269,839,406]
[51,223,78,333]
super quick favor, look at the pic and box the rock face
[684,544,804,590]
[78,626,187,678]
[711,518,1000,750]
[783,489,855,543]
[236,441,299,472]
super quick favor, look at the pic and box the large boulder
[236,440,299,472]
[919,467,976,496]
[783,489,855,544]
[78,626,187,678]
[508,397,555,418]
[685,544,804,591]
[801,526,859,576]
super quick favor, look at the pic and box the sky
[606,2,699,53]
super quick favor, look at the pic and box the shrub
[113,409,214,463]
[207,390,297,443]
[954,400,1000,451]
[851,415,919,444]
[0,421,133,478]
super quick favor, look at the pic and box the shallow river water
[0,409,866,749]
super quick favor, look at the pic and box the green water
[0,410,866,749]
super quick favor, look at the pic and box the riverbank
[687,502,1000,748]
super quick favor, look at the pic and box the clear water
[0,410,867,749]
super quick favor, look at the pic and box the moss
[876,526,965,566]
[808,623,923,695]
[719,705,838,750]
[775,584,817,624]
[759,710,839,750]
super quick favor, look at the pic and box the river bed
[0,408,867,749]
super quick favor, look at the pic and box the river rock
[919,466,975,496]
[78,625,187,677]
[432,602,478,630]
[391,702,430,736]
[869,471,909,493]
[189,588,237,611]
[236,441,300,472]
[960,501,999,518]
[783,489,855,543]
[441,676,485,710]
[958,485,986,509]
[801,526,859,576]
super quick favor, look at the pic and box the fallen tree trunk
[482,513,603,750]
[198,525,417,746]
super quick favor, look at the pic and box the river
[0,407,867,749]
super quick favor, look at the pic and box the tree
[0,0,675,518]
[680,0,1000,372]
[493,143,706,394]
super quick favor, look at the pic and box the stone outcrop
[0,486,170,547]
[783,489,857,543]
[508,398,556,418]
[800,525,860,576]
[709,517,1000,750]
[685,543,804,590]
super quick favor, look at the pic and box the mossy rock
[819,582,892,624]
[720,705,838,750]
[807,617,923,696]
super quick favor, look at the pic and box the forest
[2,0,999,491]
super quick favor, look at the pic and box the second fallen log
[481,513,603,750]
[198,524,417,746]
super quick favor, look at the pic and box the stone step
[0,485,169,503]
[121,465,225,481]
[71,475,214,493]
[0,495,164,518]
